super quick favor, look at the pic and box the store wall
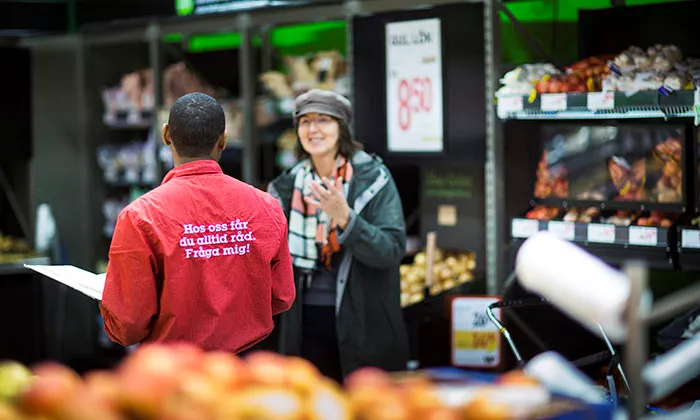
[0,47,32,238]
[30,38,98,364]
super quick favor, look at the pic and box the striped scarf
[288,157,353,270]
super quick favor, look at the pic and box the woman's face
[297,112,340,160]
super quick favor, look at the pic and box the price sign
[386,18,444,153]
[511,218,540,238]
[498,96,524,114]
[451,296,501,368]
[681,229,700,249]
[587,223,616,244]
[548,221,576,241]
[587,92,615,110]
[540,93,567,112]
[629,226,658,246]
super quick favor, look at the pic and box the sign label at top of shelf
[628,226,658,247]
[176,0,270,16]
[548,221,575,241]
[540,93,567,112]
[385,18,444,153]
[587,223,616,244]
[511,218,540,238]
[587,92,615,110]
[498,96,524,114]
[681,229,700,249]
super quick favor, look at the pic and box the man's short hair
[168,93,225,157]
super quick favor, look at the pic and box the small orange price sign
[451,296,502,368]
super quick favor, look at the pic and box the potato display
[0,233,30,255]
[0,344,583,420]
[400,249,475,307]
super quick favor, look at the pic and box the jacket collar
[161,159,222,185]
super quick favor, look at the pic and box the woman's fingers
[304,196,321,207]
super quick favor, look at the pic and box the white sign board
[451,296,501,368]
[386,18,444,153]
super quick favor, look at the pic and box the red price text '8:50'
[397,77,433,131]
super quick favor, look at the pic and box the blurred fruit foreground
[0,343,554,420]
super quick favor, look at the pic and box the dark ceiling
[0,0,176,38]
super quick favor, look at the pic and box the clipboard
[25,264,105,301]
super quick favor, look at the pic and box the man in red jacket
[100,92,295,353]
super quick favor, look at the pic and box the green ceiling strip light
[161,0,691,56]
[163,33,184,43]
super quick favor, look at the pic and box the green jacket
[267,150,409,377]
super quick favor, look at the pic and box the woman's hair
[295,117,364,161]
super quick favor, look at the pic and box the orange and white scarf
[288,157,353,270]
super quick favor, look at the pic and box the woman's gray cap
[293,89,353,125]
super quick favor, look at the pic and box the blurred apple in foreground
[495,370,539,387]
[344,367,392,391]
[0,362,33,401]
[84,370,121,410]
[283,356,322,396]
[0,401,21,420]
[305,380,352,420]
[244,351,288,387]
[224,387,304,420]
[201,351,249,391]
[18,362,81,416]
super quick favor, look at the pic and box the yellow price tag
[454,331,499,352]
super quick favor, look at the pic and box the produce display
[97,140,159,187]
[0,344,599,420]
[0,233,30,256]
[400,249,475,307]
[0,232,37,266]
[533,151,568,199]
[525,206,677,228]
[101,61,227,126]
[260,50,350,101]
[496,44,700,97]
[533,125,684,204]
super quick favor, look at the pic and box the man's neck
[174,156,217,167]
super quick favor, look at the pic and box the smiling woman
[267,89,409,383]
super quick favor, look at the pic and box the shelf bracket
[238,13,259,187]
[485,0,505,295]
[0,164,31,240]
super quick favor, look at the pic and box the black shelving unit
[677,226,700,271]
[501,77,698,274]
[498,90,697,121]
[511,218,675,269]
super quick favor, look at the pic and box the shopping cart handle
[489,297,549,310]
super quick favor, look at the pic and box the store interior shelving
[497,1,700,275]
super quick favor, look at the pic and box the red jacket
[100,160,295,353]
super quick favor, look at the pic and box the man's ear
[217,131,227,151]
[162,123,171,146]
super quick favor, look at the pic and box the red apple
[496,371,539,387]
[221,387,304,420]
[283,356,321,396]
[0,401,21,420]
[18,362,81,416]
[244,351,287,387]
[200,351,248,391]
[84,371,121,410]
[344,367,392,391]
[305,380,352,420]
